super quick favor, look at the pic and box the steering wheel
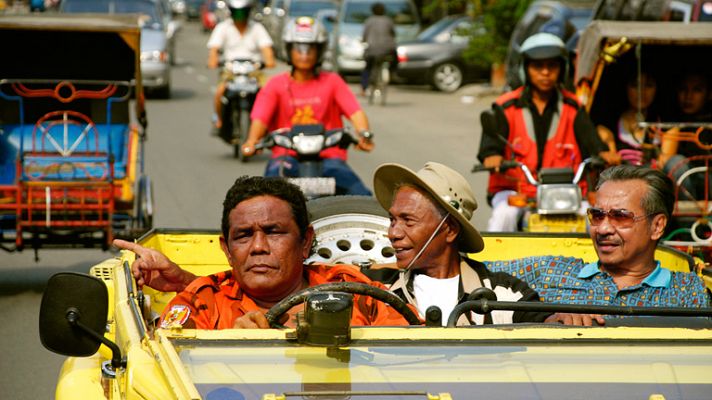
[264,282,421,327]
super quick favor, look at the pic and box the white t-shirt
[207,20,273,62]
[413,274,459,326]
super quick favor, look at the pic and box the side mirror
[39,272,108,357]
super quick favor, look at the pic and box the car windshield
[289,1,336,17]
[343,1,417,24]
[417,16,458,40]
[62,0,163,28]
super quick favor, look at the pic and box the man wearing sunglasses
[487,164,710,324]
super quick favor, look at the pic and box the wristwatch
[360,130,374,141]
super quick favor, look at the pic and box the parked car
[261,0,338,59]
[396,15,488,92]
[330,0,421,75]
[60,0,173,98]
[504,0,596,90]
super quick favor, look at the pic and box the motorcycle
[217,59,261,161]
[472,158,602,232]
[255,124,359,199]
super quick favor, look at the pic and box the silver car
[330,0,420,74]
[60,0,173,98]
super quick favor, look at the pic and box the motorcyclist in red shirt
[242,16,374,195]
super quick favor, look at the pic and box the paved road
[0,19,496,398]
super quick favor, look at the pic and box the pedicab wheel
[306,195,395,266]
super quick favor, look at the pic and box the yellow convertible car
[40,196,712,400]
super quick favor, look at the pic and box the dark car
[396,15,488,92]
[504,0,596,90]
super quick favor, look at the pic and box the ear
[219,235,234,266]
[444,217,461,245]
[649,213,667,241]
[302,226,315,260]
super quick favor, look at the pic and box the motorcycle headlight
[536,185,581,215]
[141,50,168,63]
[292,135,325,155]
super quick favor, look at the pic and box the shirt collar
[577,261,671,288]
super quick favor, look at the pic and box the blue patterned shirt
[484,256,710,308]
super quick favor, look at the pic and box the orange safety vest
[487,86,585,199]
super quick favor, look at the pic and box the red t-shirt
[250,71,362,160]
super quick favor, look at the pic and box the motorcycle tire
[234,108,251,162]
[305,195,394,266]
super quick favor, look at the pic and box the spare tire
[306,196,395,266]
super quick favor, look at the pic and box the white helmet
[226,0,253,9]
[282,17,328,65]
[282,16,328,45]
[518,32,568,84]
[520,32,567,61]
[226,0,253,20]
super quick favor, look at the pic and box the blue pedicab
[0,14,153,253]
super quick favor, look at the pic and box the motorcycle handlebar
[471,160,519,173]
[255,127,357,151]
[471,157,603,186]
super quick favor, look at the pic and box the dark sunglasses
[586,207,656,228]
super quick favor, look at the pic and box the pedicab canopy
[575,20,712,87]
[0,14,145,127]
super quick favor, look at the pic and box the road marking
[184,66,195,74]
[196,75,209,83]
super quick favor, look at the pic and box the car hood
[141,27,167,52]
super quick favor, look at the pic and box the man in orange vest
[477,32,609,232]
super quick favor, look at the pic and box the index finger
[112,239,147,257]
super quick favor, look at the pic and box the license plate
[288,177,336,197]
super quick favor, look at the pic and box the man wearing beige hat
[367,162,553,325]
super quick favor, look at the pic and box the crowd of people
[111,2,711,330]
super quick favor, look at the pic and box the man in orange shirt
[114,176,408,329]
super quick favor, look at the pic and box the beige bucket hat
[373,162,484,253]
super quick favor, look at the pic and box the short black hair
[372,2,385,15]
[596,165,674,220]
[221,176,309,239]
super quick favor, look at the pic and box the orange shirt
[159,263,412,329]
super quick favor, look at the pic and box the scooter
[255,124,359,199]
[472,158,602,232]
[217,59,261,161]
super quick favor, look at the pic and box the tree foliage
[460,0,533,68]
